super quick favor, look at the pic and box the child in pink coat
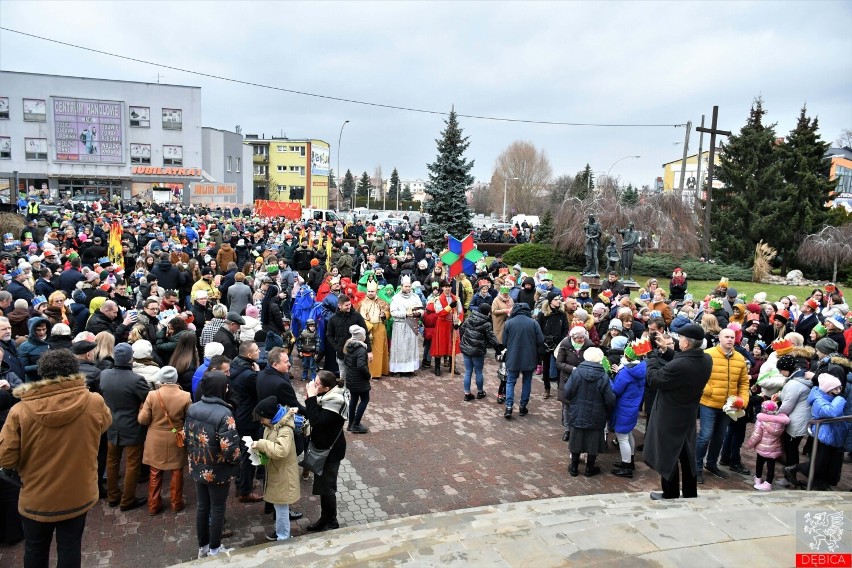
[746,400,790,491]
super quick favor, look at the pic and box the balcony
[253,154,268,164]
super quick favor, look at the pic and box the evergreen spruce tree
[342,169,355,202]
[357,171,371,197]
[714,98,784,263]
[388,167,400,201]
[424,109,475,249]
[776,106,835,265]
[535,210,554,244]
[572,165,594,200]
[329,169,337,191]
[401,184,412,201]
[620,183,639,206]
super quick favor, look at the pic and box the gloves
[496,343,505,353]
[449,300,457,308]
[453,323,460,330]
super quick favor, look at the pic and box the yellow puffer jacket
[700,345,750,409]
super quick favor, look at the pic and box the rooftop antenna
[156,73,164,84]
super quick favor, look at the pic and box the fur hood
[830,355,852,370]
[12,374,91,428]
[789,346,816,360]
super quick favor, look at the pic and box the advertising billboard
[53,97,124,163]
[311,144,330,176]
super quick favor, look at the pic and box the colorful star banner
[440,233,483,278]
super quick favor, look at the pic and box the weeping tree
[796,224,852,282]
[551,188,701,258]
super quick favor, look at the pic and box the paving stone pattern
[2,353,851,567]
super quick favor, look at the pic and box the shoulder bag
[299,427,342,476]
[156,388,186,448]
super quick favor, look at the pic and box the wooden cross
[695,106,731,259]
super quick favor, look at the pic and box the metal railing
[806,415,852,491]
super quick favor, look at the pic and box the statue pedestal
[581,276,601,293]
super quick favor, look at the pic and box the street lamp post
[605,155,641,188]
[502,176,519,221]
[337,120,349,210]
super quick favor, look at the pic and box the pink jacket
[746,412,791,459]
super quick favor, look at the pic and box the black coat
[150,260,185,292]
[459,310,500,358]
[228,355,259,435]
[564,361,615,430]
[343,340,371,392]
[212,326,239,360]
[85,310,131,343]
[643,347,713,479]
[537,309,569,351]
[555,338,595,403]
[304,393,346,462]
[256,366,305,415]
[502,303,544,372]
[326,309,371,359]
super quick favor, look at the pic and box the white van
[510,214,540,227]
[301,208,340,223]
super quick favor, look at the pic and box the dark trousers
[660,444,697,499]
[782,433,803,466]
[97,433,107,485]
[755,455,776,483]
[795,444,845,489]
[720,416,748,466]
[237,443,256,496]
[540,353,555,391]
[349,390,370,426]
[22,512,87,568]
[195,482,229,549]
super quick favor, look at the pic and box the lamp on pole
[604,155,640,192]
[502,176,519,221]
[337,120,349,210]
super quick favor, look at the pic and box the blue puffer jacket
[19,317,50,382]
[610,360,647,433]
[808,387,847,448]
[564,361,616,430]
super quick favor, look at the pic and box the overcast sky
[1,1,850,191]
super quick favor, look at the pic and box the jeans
[22,512,87,568]
[720,416,748,466]
[273,504,291,540]
[301,355,316,381]
[349,390,370,425]
[695,405,729,470]
[505,369,533,409]
[106,442,142,508]
[462,354,485,393]
[196,482,229,549]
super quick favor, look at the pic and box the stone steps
[172,490,852,567]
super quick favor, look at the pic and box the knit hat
[157,366,178,384]
[583,347,605,363]
[349,324,366,341]
[546,291,559,303]
[815,337,839,355]
[818,374,842,394]
[776,355,797,372]
[204,342,225,359]
[574,308,589,322]
[254,396,280,420]
[114,343,133,366]
[670,314,691,334]
[246,305,260,318]
[752,292,767,304]
[132,340,153,360]
[310,258,320,266]
[611,336,629,351]
[608,318,623,331]
[761,400,779,414]
[478,303,492,316]
[678,324,705,341]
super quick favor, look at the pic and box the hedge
[631,253,752,281]
[503,243,583,271]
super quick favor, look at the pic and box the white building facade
[0,71,202,203]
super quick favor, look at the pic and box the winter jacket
[422,301,439,341]
[777,371,814,438]
[154,328,196,362]
[201,317,227,347]
[297,329,319,355]
[100,365,151,446]
[343,340,371,393]
[85,309,131,342]
[0,374,111,522]
[19,317,50,382]
[7,279,34,304]
[536,308,569,352]
[808,387,847,448]
[184,396,241,485]
[256,365,305,415]
[255,413,300,505]
[137,383,191,470]
[304,388,346,463]
[516,278,536,312]
[326,309,371,359]
[7,307,30,339]
[555,338,595,404]
[701,345,750,409]
[459,310,501,358]
[212,326,239,360]
[610,360,647,433]
[240,316,262,343]
[564,361,616,430]
[150,259,184,292]
[190,301,214,334]
[215,243,237,270]
[227,282,253,316]
[502,303,544,372]
[746,412,791,458]
[228,355,260,435]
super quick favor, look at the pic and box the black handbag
[0,468,23,489]
[298,428,342,476]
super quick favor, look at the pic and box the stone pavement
[2,353,851,566]
[174,490,852,567]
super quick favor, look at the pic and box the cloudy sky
[1,1,850,191]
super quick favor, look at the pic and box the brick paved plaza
[1,355,848,567]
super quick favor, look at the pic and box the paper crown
[771,337,793,355]
[32,295,47,307]
[98,257,111,265]
[775,309,790,322]
[631,337,653,357]
[366,281,378,292]
[601,290,613,299]
[718,277,729,287]
[708,299,723,310]
[812,324,827,337]
[805,298,819,310]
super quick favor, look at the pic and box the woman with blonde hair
[46,290,72,328]
[700,313,721,347]
[93,330,116,369]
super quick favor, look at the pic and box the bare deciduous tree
[836,128,852,149]
[467,182,493,215]
[492,141,552,217]
[797,224,852,282]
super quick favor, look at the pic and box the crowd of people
[0,197,851,565]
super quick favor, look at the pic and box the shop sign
[131,166,201,176]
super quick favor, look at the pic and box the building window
[23,99,46,122]
[162,108,182,130]
[289,165,305,176]
[129,106,150,127]
[227,156,232,172]
[236,158,241,172]
[0,97,8,120]
[25,138,48,160]
[289,185,305,199]
[163,145,183,166]
[277,165,286,172]
[252,145,268,156]
[130,143,151,165]
[254,165,267,175]
[0,136,10,159]
[289,145,305,157]
[277,145,287,152]
[277,184,287,194]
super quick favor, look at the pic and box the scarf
[271,405,286,425]
[317,385,348,418]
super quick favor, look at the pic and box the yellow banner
[108,222,124,268]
